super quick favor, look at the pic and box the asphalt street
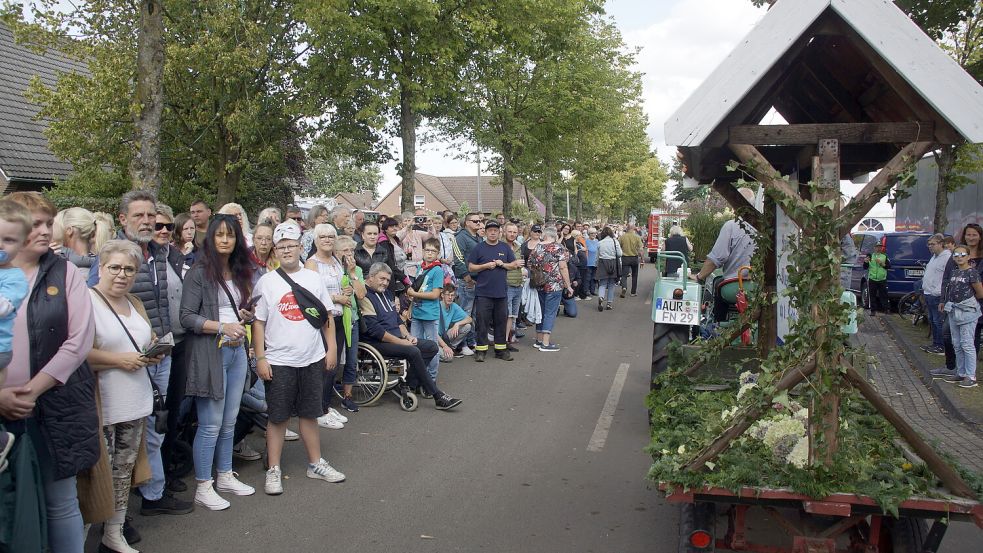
[86,266,981,552]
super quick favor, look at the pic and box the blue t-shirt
[0,267,29,353]
[411,266,444,321]
[438,302,469,334]
[586,239,599,267]
[467,241,515,299]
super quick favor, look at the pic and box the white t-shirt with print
[254,268,335,367]
[89,290,154,426]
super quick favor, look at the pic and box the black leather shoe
[474,350,486,363]
[166,478,187,493]
[123,516,141,544]
[141,493,194,516]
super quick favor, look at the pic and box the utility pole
[476,146,482,213]
[565,188,570,221]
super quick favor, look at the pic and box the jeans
[561,295,578,318]
[367,339,442,397]
[343,322,360,385]
[598,277,618,303]
[139,354,171,500]
[241,375,268,412]
[411,318,441,380]
[950,316,978,380]
[506,285,523,318]
[42,474,83,553]
[868,280,889,312]
[925,294,944,348]
[536,290,563,334]
[585,266,597,295]
[193,346,247,481]
[456,282,477,347]
[620,256,640,294]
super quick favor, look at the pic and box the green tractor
[650,252,701,387]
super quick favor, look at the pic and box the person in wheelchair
[695,187,757,323]
[359,262,463,411]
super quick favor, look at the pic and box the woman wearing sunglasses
[940,245,983,388]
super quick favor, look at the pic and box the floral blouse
[528,242,570,293]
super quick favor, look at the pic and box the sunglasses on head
[155,222,175,231]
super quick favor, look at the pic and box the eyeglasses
[105,264,137,277]
[953,252,969,258]
[317,234,337,240]
[254,236,272,243]
[423,248,439,253]
[276,244,300,252]
[467,219,480,224]
[155,222,175,231]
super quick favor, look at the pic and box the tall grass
[684,210,729,262]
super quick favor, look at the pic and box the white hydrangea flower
[737,382,757,400]
[677,444,687,455]
[762,417,806,449]
[786,437,809,468]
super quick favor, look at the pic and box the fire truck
[646,209,688,263]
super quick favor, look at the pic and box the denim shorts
[507,285,523,318]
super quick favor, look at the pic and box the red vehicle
[647,210,688,263]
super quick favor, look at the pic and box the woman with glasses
[332,235,366,410]
[180,214,256,510]
[300,205,330,262]
[304,224,354,427]
[86,240,162,553]
[248,223,278,285]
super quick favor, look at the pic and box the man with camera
[398,208,437,278]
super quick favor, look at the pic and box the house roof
[333,191,376,210]
[379,173,545,215]
[0,22,84,188]
[664,0,983,182]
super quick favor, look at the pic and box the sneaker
[539,344,560,352]
[930,367,958,379]
[514,331,525,339]
[495,349,514,361]
[316,414,344,429]
[453,348,465,358]
[284,429,300,441]
[216,471,255,496]
[141,493,194,516]
[958,378,978,388]
[929,346,945,355]
[328,407,349,424]
[517,322,527,329]
[474,350,486,363]
[416,387,434,400]
[919,344,933,352]
[435,394,463,410]
[307,458,346,483]
[630,292,638,297]
[584,295,592,301]
[232,440,262,461]
[534,341,543,349]
[574,297,581,301]
[506,344,519,352]
[944,374,964,383]
[460,346,475,356]
[340,397,360,413]
[606,302,613,310]
[193,481,230,511]
[265,466,283,495]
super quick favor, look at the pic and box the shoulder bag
[276,268,329,329]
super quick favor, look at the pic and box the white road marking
[645,293,652,305]
[587,362,631,452]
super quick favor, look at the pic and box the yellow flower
[902,462,913,471]
[677,444,687,455]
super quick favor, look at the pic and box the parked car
[846,232,933,308]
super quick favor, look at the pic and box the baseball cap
[273,221,302,244]
[484,220,501,229]
[531,224,543,233]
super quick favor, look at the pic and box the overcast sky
[377,0,767,197]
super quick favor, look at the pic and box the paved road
[86,267,981,552]
[96,268,671,553]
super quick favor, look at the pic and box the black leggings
[620,256,640,294]
[366,339,441,397]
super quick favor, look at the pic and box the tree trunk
[501,143,514,217]
[544,166,554,222]
[129,0,164,193]
[214,132,241,206]
[575,183,583,221]
[933,145,957,233]
[399,86,417,215]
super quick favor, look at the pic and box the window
[414,195,426,207]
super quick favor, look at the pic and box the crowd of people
[0,191,647,553]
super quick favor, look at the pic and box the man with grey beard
[88,190,194,524]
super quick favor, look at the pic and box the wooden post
[758,194,778,357]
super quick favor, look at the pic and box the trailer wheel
[888,517,928,553]
[678,502,716,552]
[652,322,690,388]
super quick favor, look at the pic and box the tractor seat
[716,277,758,305]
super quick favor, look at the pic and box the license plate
[906,269,924,278]
[654,298,699,325]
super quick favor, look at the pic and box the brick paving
[853,316,983,474]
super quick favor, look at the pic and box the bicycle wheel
[897,292,921,324]
[340,343,389,406]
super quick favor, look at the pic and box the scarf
[421,259,442,272]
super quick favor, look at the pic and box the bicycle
[897,278,927,326]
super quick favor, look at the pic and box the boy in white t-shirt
[253,222,343,495]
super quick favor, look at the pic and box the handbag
[91,288,168,434]
[276,268,329,329]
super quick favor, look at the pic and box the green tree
[304,152,382,199]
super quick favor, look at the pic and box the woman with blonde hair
[52,206,115,277]
[218,203,253,247]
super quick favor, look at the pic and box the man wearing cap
[253,222,345,495]
[467,220,524,361]
[695,187,758,322]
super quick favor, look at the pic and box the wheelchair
[332,342,419,411]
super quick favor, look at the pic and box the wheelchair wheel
[339,343,389,407]
[398,390,419,412]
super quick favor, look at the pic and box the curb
[879,314,981,427]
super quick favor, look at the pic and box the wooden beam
[729,144,809,226]
[684,355,818,472]
[729,122,935,146]
[839,141,935,237]
[711,181,762,231]
[841,361,977,500]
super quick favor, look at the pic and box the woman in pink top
[0,191,98,553]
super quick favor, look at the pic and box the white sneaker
[284,429,299,441]
[460,346,475,356]
[216,471,255,496]
[194,480,230,510]
[307,458,345,483]
[327,407,348,424]
[265,466,283,495]
[317,414,344,429]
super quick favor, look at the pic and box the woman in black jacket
[354,221,404,294]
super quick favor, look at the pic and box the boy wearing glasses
[406,238,444,386]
